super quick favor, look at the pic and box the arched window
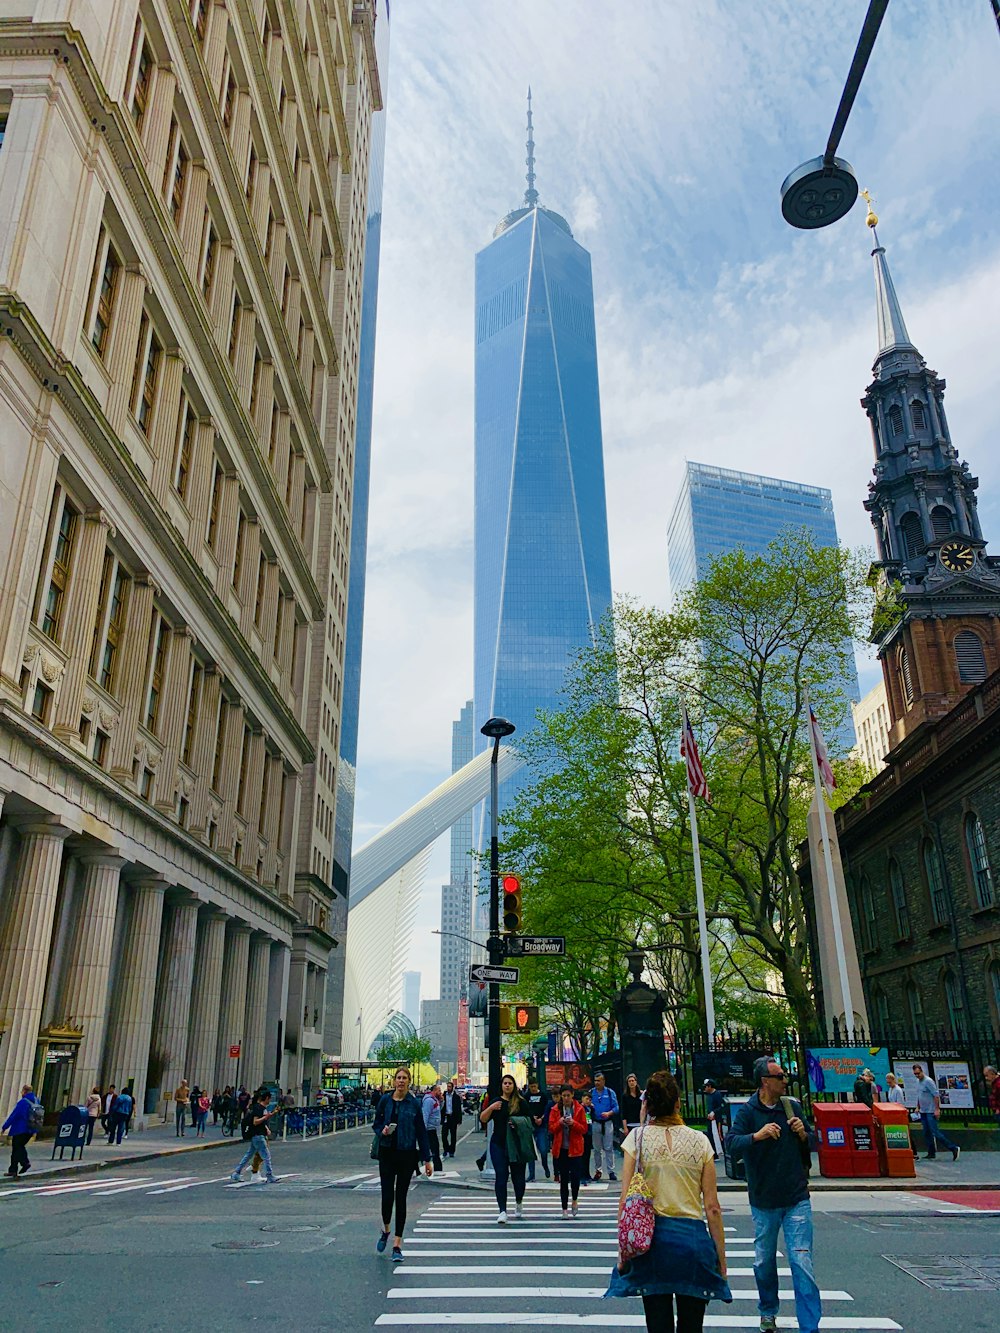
[954,630,987,684]
[910,399,926,430]
[888,859,910,938]
[899,512,924,561]
[965,813,994,908]
[872,987,891,1036]
[906,980,925,1031]
[858,875,878,951]
[930,505,953,540]
[943,970,965,1037]
[922,838,949,924]
[898,646,914,705]
[888,404,904,436]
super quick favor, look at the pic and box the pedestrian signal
[499,1004,539,1033]
[502,874,522,932]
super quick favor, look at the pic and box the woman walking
[85,1085,102,1145]
[192,1086,210,1137]
[479,1074,531,1223]
[548,1084,588,1217]
[622,1073,643,1133]
[373,1068,433,1263]
[606,1071,731,1333]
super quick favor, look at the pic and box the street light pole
[479,717,515,1102]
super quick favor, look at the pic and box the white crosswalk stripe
[375,1195,901,1332]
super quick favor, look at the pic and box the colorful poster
[544,1061,592,1092]
[806,1046,890,1095]
[934,1060,974,1109]
[892,1059,929,1109]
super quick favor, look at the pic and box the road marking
[88,1177,158,1195]
[225,1173,300,1188]
[146,1176,231,1194]
[376,1317,901,1329]
[387,1288,853,1302]
[332,1172,373,1183]
[392,1267,791,1278]
[0,1177,133,1198]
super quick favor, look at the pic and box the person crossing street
[525,1078,551,1181]
[548,1084,587,1217]
[3,1084,40,1178]
[231,1087,278,1184]
[373,1068,434,1263]
[590,1072,620,1181]
[441,1080,463,1158]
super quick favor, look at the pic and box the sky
[352,0,1000,1009]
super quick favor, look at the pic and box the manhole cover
[884,1255,1000,1291]
[213,1240,280,1251]
[260,1224,320,1233]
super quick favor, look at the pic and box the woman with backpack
[3,1084,41,1178]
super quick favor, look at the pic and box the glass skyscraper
[474,97,613,779]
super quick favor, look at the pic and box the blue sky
[354,0,1000,1002]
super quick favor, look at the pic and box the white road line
[333,1172,374,1183]
[146,1176,231,1194]
[405,1238,764,1252]
[0,1177,133,1198]
[387,1288,852,1302]
[88,1177,159,1195]
[393,1266,790,1278]
[376,1317,902,1329]
[225,1173,300,1188]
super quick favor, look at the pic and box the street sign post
[507,936,566,957]
[469,963,520,986]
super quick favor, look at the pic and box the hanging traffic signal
[502,874,522,933]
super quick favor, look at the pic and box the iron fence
[279,1105,375,1141]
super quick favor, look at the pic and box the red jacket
[989,1077,1000,1114]
[548,1101,588,1157]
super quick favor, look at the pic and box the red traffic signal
[502,874,522,932]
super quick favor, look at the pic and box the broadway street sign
[469,964,520,985]
[507,936,566,957]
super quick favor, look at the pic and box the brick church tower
[861,199,1000,748]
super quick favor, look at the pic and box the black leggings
[558,1150,581,1207]
[378,1150,418,1238]
[641,1293,707,1333]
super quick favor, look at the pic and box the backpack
[28,1101,45,1132]
[241,1108,257,1141]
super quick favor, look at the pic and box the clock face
[939,541,975,573]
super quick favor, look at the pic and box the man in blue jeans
[729,1057,820,1333]
[231,1088,278,1184]
[912,1064,960,1161]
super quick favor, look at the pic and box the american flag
[680,706,711,802]
[809,706,837,794]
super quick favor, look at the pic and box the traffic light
[502,873,522,932]
[499,1004,539,1033]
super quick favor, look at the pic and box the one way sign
[469,964,520,985]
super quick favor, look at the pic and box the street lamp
[780,0,889,229]
[480,716,515,1103]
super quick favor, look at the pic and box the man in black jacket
[728,1058,820,1333]
[524,1080,551,1181]
[441,1081,463,1158]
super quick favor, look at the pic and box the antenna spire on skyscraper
[524,86,539,207]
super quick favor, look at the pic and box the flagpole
[681,701,716,1036]
[804,686,855,1035]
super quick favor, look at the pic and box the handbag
[617,1126,656,1263]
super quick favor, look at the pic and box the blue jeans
[490,1137,525,1212]
[919,1112,958,1156]
[235,1134,275,1180]
[751,1198,821,1333]
[528,1125,550,1181]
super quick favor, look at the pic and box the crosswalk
[376,1193,902,1330]
[0,1172,300,1201]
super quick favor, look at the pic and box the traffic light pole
[487,734,503,1102]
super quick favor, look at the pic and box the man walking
[231,1087,278,1183]
[703,1079,727,1158]
[589,1072,619,1182]
[173,1078,191,1136]
[3,1084,40,1178]
[441,1080,463,1159]
[101,1084,116,1136]
[108,1086,133,1145]
[421,1085,443,1172]
[525,1079,551,1181]
[729,1057,820,1333]
[912,1064,959,1161]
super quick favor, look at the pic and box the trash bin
[51,1105,89,1161]
[723,1095,749,1181]
[813,1101,880,1178]
[872,1101,916,1178]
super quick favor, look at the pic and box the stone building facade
[0,0,383,1121]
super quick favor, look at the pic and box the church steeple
[860,198,1000,747]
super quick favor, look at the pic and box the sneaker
[476,1156,486,1173]
[496,1211,507,1225]
[20,1164,30,1176]
[562,1207,570,1219]
[230,1173,241,1182]
[571,1201,579,1217]
[952,1146,961,1162]
[760,1317,778,1332]
[265,1177,279,1184]
[376,1231,389,1253]
[593,1170,602,1181]
[608,1171,618,1182]
[392,1246,403,1263]
[543,1166,551,1179]
[515,1202,524,1219]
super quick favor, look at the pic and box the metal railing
[279,1105,375,1141]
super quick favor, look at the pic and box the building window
[858,876,878,952]
[211,701,225,791]
[888,404,904,435]
[922,838,949,925]
[139,766,154,801]
[221,69,237,132]
[899,512,924,561]
[898,646,914,705]
[178,795,190,828]
[873,988,890,1035]
[89,552,130,693]
[163,120,188,221]
[233,509,247,590]
[130,313,161,436]
[182,662,202,765]
[130,34,154,131]
[910,399,926,430]
[253,553,267,627]
[906,980,924,1031]
[38,491,78,641]
[88,230,120,359]
[930,505,953,541]
[943,970,965,1037]
[888,858,910,938]
[228,292,241,363]
[31,681,52,723]
[250,350,263,416]
[190,0,208,43]
[174,397,195,499]
[237,725,251,813]
[207,460,223,548]
[954,630,987,685]
[145,613,168,732]
[207,819,217,848]
[200,216,217,301]
[965,813,994,909]
[93,729,109,769]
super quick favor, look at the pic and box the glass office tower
[474,99,613,785]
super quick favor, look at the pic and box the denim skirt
[604,1215,732,1303]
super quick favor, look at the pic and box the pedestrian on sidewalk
[590,1072,620,1182]
[622,1073,643,1134]
[548,1085,587,1216]
[3,1084,40,1178]
[885,1072,905,1105]
[173,1079,191,1136]
[579,1092,594,1184]
[211,1088,223,1125]
[101,1084,116,1136]
[605,1071,730,1333]
[192,1086,210,1137]
[231,1087,278,1183]
[983,1066,1000,1130]
[912,1064,960,1161]
[480,1074,531,1223]
[373,1067,433,1263]
[728,1057,820,1333]
[441,1080,463,1158]
[702,1080,726,1159]
[85,1086,102,1145]
[853,1069,876,1110]
[108,1087,133,1145]
[421,1084,444,1172]
[525,1078,551,1181]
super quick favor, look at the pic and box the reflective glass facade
[474,205,613,787]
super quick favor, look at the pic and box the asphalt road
[2,1127,996,1330]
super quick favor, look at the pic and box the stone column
[154,627,194,816]
[108,575,158,779]
[52,511,115,742]
[143,64,176,175]
[188,665,221,834]
[215,699,245,852]
[102,875,167,1122]
[242,934,271,1090]
[179,161,210,270]
[61,850,125,1102]
[149,895,200,1098]
[0,818,71,1116]
[215,923,251,1089]
[239,729,266,857]
[185,909,228,1089]
[149,351,185,500]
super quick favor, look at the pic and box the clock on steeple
[859,197,1000,746]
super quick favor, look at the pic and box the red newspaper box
[872,1101,916,1178]
[813,1102,880,1178]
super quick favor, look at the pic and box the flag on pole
[809,705,836,794]
[680,707,711,802]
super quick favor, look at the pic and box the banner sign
[806,1046,890,1095]
[934,1059,973,1109]
[693,1050,769,1093]
[544,1060,592,1092]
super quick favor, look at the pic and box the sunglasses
[765,1071,788,1081]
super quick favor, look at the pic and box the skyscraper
[474,95,613,778]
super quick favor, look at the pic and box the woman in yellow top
[605,1071,731,1332]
